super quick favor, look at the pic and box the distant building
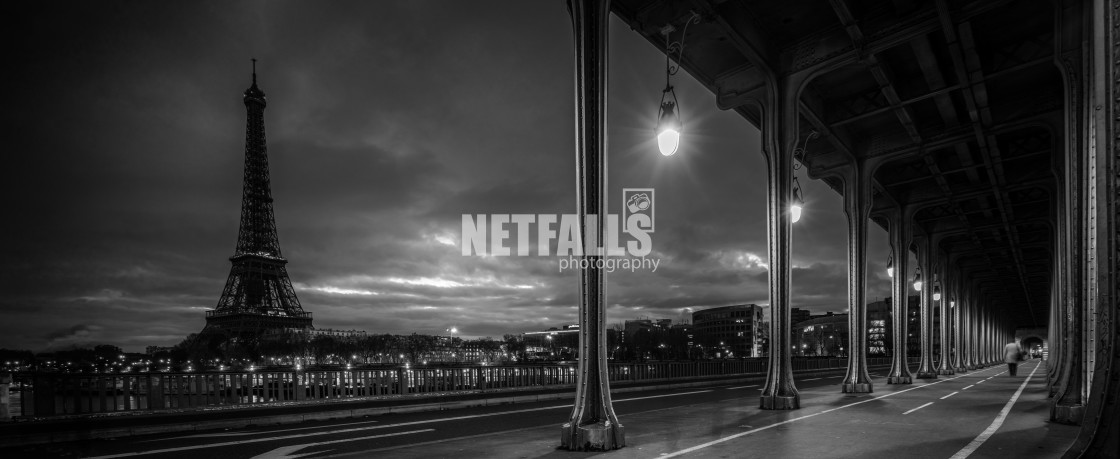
[790,296,938,357]
[671,323,694,346]
[884,295,933,357]
[867,300,891,355]
[758,321,770,356]
[790,308,812,327]
[692,304,764,357]
[794,313,847,356]
[523,324,580,360]
[624,318,672,339]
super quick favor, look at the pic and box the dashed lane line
[903,402,934,415]
[658,365,1005,458]
[285,366,1012,459]
[941,391,960,400]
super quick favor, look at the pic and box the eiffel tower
[196,61,312,347]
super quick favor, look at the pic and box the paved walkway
[0,360,1079,458]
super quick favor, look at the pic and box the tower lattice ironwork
[198,62,312,344]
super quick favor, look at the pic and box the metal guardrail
[5,357,906,418]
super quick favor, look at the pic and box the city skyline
[3,1,894,352]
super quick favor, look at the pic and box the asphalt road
[0,360,1077,458]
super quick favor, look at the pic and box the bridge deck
[0,360,1077,458]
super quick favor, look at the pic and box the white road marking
[963,385,975,390]
[319,397,716,458]
[87,389,713,457]
[950,362,1040,458]
[616,390,712,402]
[903,402,934,415]
[658,368,994,458]
[141,419,382,441]
[249,429,432,459]
[802,378,823,381]
[940,391,959,400]
[317,424,552,458]
[726,385,759,390]
[90,429,432,458]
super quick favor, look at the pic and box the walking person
[1004,340,1025,376]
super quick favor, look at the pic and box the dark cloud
[43,324,104,351]
[2,1,890,351]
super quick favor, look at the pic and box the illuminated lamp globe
[657,101,681,156]
[790,178,805,223]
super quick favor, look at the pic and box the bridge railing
[5,357,903,418]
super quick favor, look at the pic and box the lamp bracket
[663,11,702,83]
[792,130,819,170]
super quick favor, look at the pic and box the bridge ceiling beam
[611,0,1059,328]
[934,0,1036,324]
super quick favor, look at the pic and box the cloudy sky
[3,1,893,352]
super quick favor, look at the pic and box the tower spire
[251,58,257,84]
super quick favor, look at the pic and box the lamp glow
[933,285,941,301]
[886,253,894,278]
[913,268,923,291]
[657,100,681,156]
[913,280,923,291]
[887,267,894,278]
[791,176,805,223]
[658,128,680,156]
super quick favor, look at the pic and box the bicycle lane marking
[658,365,1006,458]
[948,361,1041,459]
